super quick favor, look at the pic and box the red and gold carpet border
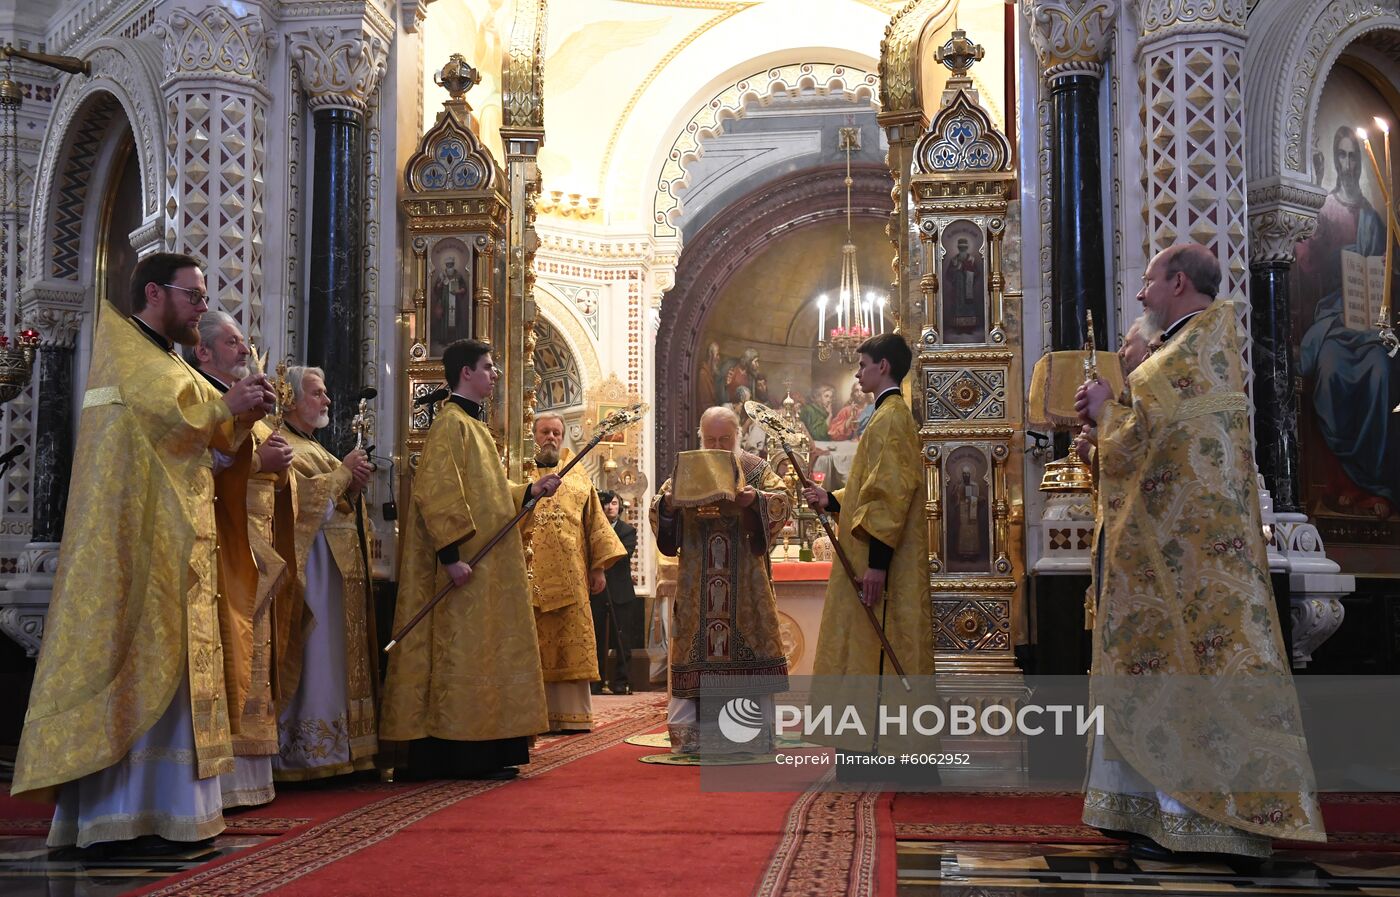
[136,695,667,897]
[754,776,883,897]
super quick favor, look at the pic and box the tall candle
[1376,118,1395,320]
[1360,127,1396,321]
[817,294,826,341]
[878,296,886,334]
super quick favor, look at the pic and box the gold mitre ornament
[1027,350,1126,429]
[671,449,742,508]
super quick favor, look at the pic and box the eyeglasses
[162,283,210,306]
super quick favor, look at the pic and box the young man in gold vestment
[1076,244,1325,860]
[12,253,275,852]
[190,311,296,808]
[274,367,378,780]
[652,406,790,755]
[526,413,626,733]
[381,339,561,780]
[803,333,935,766]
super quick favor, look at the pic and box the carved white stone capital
[1247,179,1325,264]
[22,308,84,349]
[0,602,45,657]
[401,0,436,33]
[19,283,85,348]
[1137,0,1247,44]
[289,24,390,113]
[157,6,274,87]
[1289,596,1345,669]
[1022,0,1118,76]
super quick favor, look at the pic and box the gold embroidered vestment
[526,448,627,683]
[13,306,245,798]
[1087,300,1324,844]
[381,402,548,742]
[279,431,379,767]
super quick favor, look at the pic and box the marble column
[1049,71,1107,351]
[31,342,75,542]
[306,106,364,453]
[1246,190,1323,512]
[1249,259,1299,511]
[1023,0,1117,349]
[289,22,388,455]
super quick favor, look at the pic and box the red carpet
[892,790,1400,851]
[0,780,408,837]
[108,696,890,897]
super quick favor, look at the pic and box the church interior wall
[3,0,1400,687]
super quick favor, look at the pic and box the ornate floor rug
[124,694,670,896]
[110,691,895,897]
[893,791,1400,851]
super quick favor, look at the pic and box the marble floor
[897,841,1400,896]
[0,834,268,897]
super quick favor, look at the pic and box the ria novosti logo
[717,697,767,743]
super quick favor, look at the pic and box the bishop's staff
[385,402,649,652]
[745,400,912,691]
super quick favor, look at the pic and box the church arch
[25,39,167,296]
[1246,0,1400,187]
[652,163,892,471]
[533,283,603,410]
[651,61,881,238]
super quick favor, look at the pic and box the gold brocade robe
[812,393,934,679]
[211,418,261,754]
[650,451,790,698]
[278,431,378,764]
[12,306,245,799]
[1089,300,1324,843]
[380,402,548,742]
[233,421,296,754]
[525,448,626,683]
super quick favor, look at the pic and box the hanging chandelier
[816,126,884,365]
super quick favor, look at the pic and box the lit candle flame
[1357,127,1370,142]
[1376,117,1391,135]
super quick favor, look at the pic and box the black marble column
[306,107,363,455]
[1250,260,1301,513]
[1049,73,1107,353]
[31,344,75,542]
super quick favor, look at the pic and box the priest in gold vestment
[12,253,274,850]
[274,366,378,780]
[652,406,790,755]
[526,413,626,733]
[805,334,935,761]
[191,311,296,808]
[1076,244,1324,858]
[381,339,561,780]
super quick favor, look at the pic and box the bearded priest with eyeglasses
[11,253,276,854]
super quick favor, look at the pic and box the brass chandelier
[815,126,884,364]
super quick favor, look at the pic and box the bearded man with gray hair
[189,311,295,808]
[651,406,790,754]
[273,366,378,780]
[524,412,626,732]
